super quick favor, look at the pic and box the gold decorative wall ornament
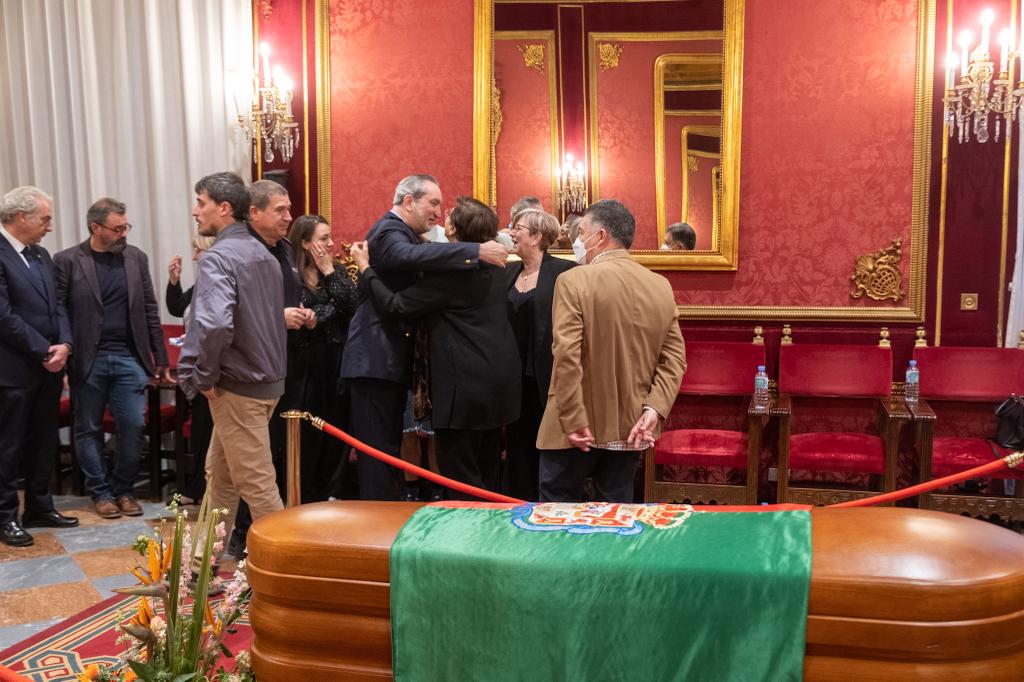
[752,326,764,344]
[915,326,928,347]
[517,43,545,72]
[781,324,793,345]
[598,42,624,70]
[850,238,906,302]
[878,327,891,348]
[687,155,698,172]
[491,77,503,207]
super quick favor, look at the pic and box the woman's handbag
[994,394,1024,450]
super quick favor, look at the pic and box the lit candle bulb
[945,52,958,88]
[959,30,973,79]
[980,8,994,55]
[260,43,271,88]
[280,76,294,116]
[1000,28,1011,73]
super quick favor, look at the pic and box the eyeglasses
[97,222,133,236]
[508,223,530,233]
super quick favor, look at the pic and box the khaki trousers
[206,388,283,544]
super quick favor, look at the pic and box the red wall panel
[326,0,475,243]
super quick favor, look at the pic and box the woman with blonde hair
[503,208,575,500]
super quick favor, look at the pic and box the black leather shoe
[1,520,34,546]
[22,510,80,528]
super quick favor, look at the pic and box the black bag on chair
[995,394,1024,450]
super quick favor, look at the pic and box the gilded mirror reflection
[474,0,744,270]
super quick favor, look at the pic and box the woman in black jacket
[350,197,521,499]
[164,235,215,505]
[287,215,360,502]
[503,209,575,500]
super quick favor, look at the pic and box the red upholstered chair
[645,337,768,504]
[776,339,909,505]
[908,342,1024,520]
[52,396,84,495]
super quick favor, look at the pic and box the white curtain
[1006,117,1024,348]
[0,0,252,319]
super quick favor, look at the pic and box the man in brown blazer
[536,199,686,502]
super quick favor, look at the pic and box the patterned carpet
[0,591,251,680]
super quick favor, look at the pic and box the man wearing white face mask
[537,199,687,502]
[662,222,696,251]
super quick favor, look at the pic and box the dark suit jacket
[53,241,167,386]
[360,263,521,431]
[505,252,575,404]
[340,212,481,385]
[0,235,70,387]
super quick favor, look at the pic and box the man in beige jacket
[536,199,686,502]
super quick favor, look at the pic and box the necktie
[22,246,47,293]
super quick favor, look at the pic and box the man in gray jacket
[177,172,286,544]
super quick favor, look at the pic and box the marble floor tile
[0,555,85,592]
[0,617,63,652]
[0,532,64,564]
[55,521,152,554]
[73,546,144,579]
[91,572,138,599]
[0,581,102,627]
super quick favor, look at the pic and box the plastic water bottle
[905,360,920,405]
[753,365,770,412]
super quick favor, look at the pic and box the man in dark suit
[0,186,78,547]
[54,198,168,519]
[340,174,509,499]
[351,196,521,499]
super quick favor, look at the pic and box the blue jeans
[73,352,149,500]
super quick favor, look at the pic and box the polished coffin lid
[247,503,1024,680]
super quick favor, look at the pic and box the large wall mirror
[474,0,744,270]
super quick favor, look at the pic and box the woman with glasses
[164,234,215,506]
[350,197,520,499]
[503,208,575,500]
[287,215,360,503]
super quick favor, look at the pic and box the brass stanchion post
[281,410,306,507]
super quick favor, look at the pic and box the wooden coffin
[247,502,1024,680]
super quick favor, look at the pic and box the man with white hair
[0,186,78,547]
[340,174,509,499]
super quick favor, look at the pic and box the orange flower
[75,663,100,681]
[130,539,170,586]
[123,670,138,682]
[129,597,154,629]
[203,600,222,637]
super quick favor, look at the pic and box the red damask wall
[325,0,475,242]
[668,1,920,308]
[262,0,1016,352]
[494,37,558,220]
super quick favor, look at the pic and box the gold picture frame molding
[313,0,933,322]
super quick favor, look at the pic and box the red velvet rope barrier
[827,455,1022,508]
[313,416,525,504]
[296,412,1024,508]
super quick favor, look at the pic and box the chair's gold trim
[314,0,331,221]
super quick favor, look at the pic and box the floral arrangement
[76,491,255,682]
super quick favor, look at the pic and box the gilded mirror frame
[473,0,745,271]
[678,124,721,238]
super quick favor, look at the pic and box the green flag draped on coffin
[390,502,812,681]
